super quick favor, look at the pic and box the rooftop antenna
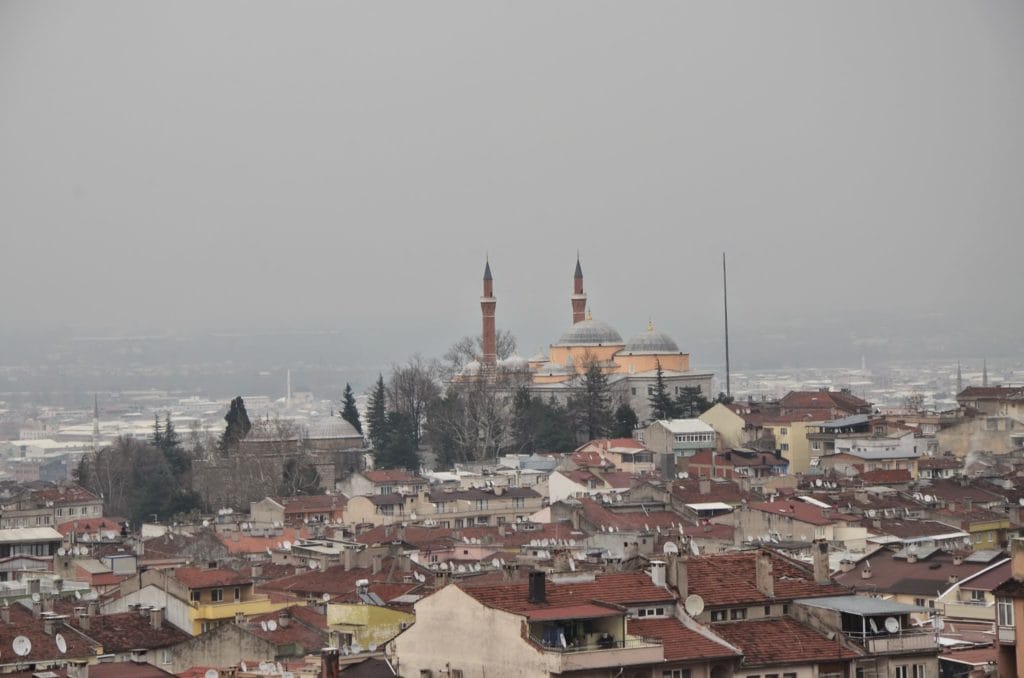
[722,252,731,398]
[956,361,963,395]
[982,359,988,387]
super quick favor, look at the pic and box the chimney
[321,647,341,678]
[67,660,90,678]
[675,557,689,599]
[1011,537,1024,579]
[755,551,774,598]
[87,600,99,617]
[372,554,383,575]
[861,563,872,580]
[699,479,711,495]
[43,618,57,635]
[839,559,855,573]
[528,571,546,604]
[344,548,353,572]
[650,560,667,588]
[31,600,42,619]
[251,565,262,578]
[907,553,918,564]
[812,539,830,585]
[234,611,245,625]
[79,613,90,631]
[150,607,164,630]
[0,604,8,624]
[948,573,959,585]
[952,553,964,566]
[278,610,290,628]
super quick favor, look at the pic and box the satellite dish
[663,542,679,556]
[282,541,291,550]
[241,662,247,672]
[492,558,501,568]
[683,594,705,617]
[12,636,31,657]
[322,593,331,602]
[267,620,278,631]
[31,592,40,602]
[815,479,822,487]
[935,618,945,631]
[368,644,377,652]
[55,633,67,654]
[351,642,363,654]
[309,561,319,570]
[867,509,876,518]
[884,617,901,634]
[260,621,268,631]
[78,546,89,556]
[57,547,66,557]
[74,591,82,600]
[205,670,219,678]
[690,541,700,557]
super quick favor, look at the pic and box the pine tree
[648,360,678,420]
[376,411,420,470]
[152,413,163,448]
[219,396,252,453]
[612,402,639,438]
[674,387,712,418]
[340,383,363,434]
[161,413,189,477]
[366,375,389,451]
[569,359,612,441]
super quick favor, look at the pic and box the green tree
[151,413,164,448]
[612,402,639,438]
[511,387,575,454]
[219,396,252,453]
[569,358,613,441]
[366,374,389,451]
[375,411,420,470]
[340,383,363,434]
[714,392,735,405]
[675,387,712,418]
[648,360,678,420]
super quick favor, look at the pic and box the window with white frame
[998,597,1014,626]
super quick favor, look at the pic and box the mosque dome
[555,318,624,346]
[623,322,680,354]
[499,354,529,370]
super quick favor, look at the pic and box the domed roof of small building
[624,322,680,354]
[556,318,624,346]
[306,417,362,440]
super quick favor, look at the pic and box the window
[998,597,1014,626]
[435,502,447,514]
[764,605,771,616]
[161,650,172,665]
[631,388,637,396]
[912,665,926,678]
[211,588,223,603]
[710,609,727,622]
[970,589,985,602]
[451,670,464,678]
[783,674,796,678]
[779,428,787,435]
[914,598,925,607]
[420,672,433,678]
[895,667,909,678]
[730,608,746,620]
[663,671,691,678]
[780,443,789,452]
[513,497,525,509]
[475,499,488,511]
[765,674,779,678]
[57,508,64,517]
[234,587,241,601]
[191,590,201,603]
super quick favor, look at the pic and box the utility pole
[723,252,731,399]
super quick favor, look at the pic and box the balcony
[531,635,663,672]
[998,625,1015,645]
[943,600,994,622]
[849,631,937,654]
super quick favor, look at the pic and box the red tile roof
[0,605,96,665]
[459,571,675,615]
[748,500,860,526]
[686,551,849,606]
[29,484,101,504]
[713,617,859,667]
[579,498,685,532]
[56,517,126,536]
[66,611,190,653]
[279,494,348,514]
[628,617,739,662]
[780,390,872,413]
[218,526,309,555]
[857,469,913,484]
[174,566,251,589]
[957,386,1024,400]
[244,606,328,649]
[363,470,425,484]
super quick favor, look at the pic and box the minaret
[956,362,963,394]
[571,254,587,324]
[92,394,100,452]
[982,359,988,387]
[481,259,497,368]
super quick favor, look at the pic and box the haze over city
[2,1,1023,390]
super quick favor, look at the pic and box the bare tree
[440,330,518,380]
[387,355,441,448]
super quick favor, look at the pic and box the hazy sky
[2,1,1022,364]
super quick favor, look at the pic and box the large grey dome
[624,325,680,353]
[556,319,624,346]
[306,417,362,440]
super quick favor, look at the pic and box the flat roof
[686,502,733,511]
[0,527,63,543]
[795,595,931,616]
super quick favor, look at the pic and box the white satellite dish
[683,594,705,617]
[416,572,426,582]
[690,541,700,557]
[815,479,822,487]
[309,561,319,569]
[884,617,901,634]
[282,541,291,550]
[12,636,31,657]
[935,618,945,631]
[57,547,66,557]
[351,642,363,654]
[267,620,278,631]
[202,519,210,527]
[260,621,268,631]
[205,670,219,678]
[241,662,247,672]
[663,542,679,556]
[31,592,40,602]
[55,633,67,654]
[867,509,876,518]
[368,644,377,652]
[322,592,331,602]
[492,558,501,568]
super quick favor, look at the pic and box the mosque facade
[463,258,714,423]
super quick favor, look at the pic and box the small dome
[624,324,680,353]
[556,319,624,346]
[306,417,361,440]
[500,354,529,370]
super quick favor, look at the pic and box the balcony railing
[846,630,936,654]
[529,635,662,653]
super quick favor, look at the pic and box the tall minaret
[982,359,989,387]
[481,259,497,368]
[956,362,963,394]
[571,254,587,324]
[92,394,100,452]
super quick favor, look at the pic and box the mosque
[462,257,714,423]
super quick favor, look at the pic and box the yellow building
[762,418,819,474]
[328,600,414,650]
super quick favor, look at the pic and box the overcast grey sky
[2,1,1022,365]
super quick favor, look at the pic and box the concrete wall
[102,584,192,635]
[164,622,276,674]
[393,584,551,678]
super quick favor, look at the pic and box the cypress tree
[648,360,678,420]
[366,375,389,451]
[341,383,363,434]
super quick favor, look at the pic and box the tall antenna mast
[723,252,731,398]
